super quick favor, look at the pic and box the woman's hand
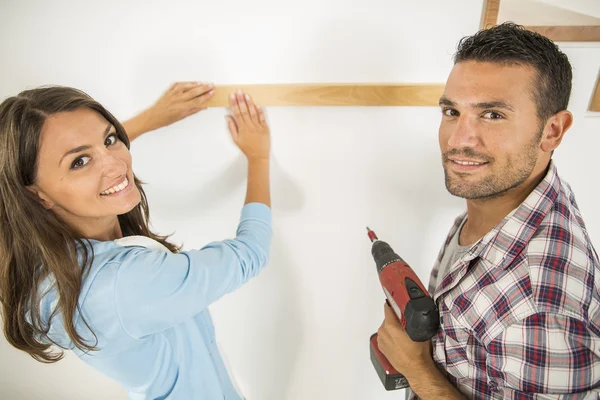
[226,91,270,161]
[226,91,271,207]
[123,82,215,141]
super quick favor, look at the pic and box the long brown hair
[0,86,180,363]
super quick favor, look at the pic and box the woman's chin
[112,189,142,215]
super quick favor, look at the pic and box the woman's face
[30,107,141,234]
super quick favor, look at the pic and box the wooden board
[203,84,446,107]
[524,25,600,42]
[481,0,500,28]
[590,73,600,112]
[483,0,600,41]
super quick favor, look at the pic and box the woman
[0,82,272,399]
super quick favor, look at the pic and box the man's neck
[460,164,549,246]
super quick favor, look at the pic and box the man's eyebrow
[474,101,515,112]
[439,96,454,107]
[59,124,113,166]
[438,97,515,112]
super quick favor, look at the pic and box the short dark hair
[454,22,572,122]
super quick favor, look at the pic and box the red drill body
[367,227,440,391]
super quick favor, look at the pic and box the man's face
[31,108,141,230]
[439,61,545,200]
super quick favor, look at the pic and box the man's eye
[483,111,503,120]
[71,156,91,169]
[105,133,118,146]
[442,108,458,117]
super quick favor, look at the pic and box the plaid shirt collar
[430,160,561,301]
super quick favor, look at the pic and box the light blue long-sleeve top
[38,202,272,399]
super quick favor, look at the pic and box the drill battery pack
[369,333,409,390]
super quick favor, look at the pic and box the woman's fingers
[226,115,239,143]
[181,83,214,101]
[236,91,250,123]
[257,106,266,126]
[244,93,260,125]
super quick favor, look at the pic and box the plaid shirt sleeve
[487,313,600,399]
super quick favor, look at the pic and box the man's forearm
[406,361,466,400]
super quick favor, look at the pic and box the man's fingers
[384,302,393,318]
[384,302,404,329]
[377,329,389,354]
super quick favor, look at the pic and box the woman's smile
[100,175,132,197]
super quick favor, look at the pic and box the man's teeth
[454,160,485,166]
[101,178,128,195]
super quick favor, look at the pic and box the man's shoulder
[522,183,599,320]
[527,173,598,272]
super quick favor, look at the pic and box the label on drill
[383,287,402,321]
[393,376,409,389]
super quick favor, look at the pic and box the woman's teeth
[101,178,128,195]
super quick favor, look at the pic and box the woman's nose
[101,153,127,178]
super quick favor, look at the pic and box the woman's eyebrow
[59,123,113,166]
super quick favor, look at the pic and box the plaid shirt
[408,161,600,400]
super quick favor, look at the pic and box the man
[377,22,600,399]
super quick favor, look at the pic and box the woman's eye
[105,133,118,146]
[71,156,91,169]
[483,111,503,120]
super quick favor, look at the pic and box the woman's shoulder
[35,236,172,346]
[112,235,172,253]
[81,235,172,264]
[71,236,173,290]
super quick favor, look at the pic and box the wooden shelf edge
[590,72,600,112]
[203,84,446,107]
[524,25,600,42]
[481,0,500,29]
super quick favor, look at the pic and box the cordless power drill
[367,227,440,391]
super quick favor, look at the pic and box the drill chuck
[371,240,404,274]
[367,227,406,273]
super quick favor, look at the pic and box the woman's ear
[540,110,573,153]
[26,185,55,210]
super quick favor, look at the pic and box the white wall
[0,1,599,399]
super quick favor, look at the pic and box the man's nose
[447,116,479,149]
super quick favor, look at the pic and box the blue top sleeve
[113,203,272,339]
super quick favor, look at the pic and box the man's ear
[26,185,54,210]
[540,110,573,153]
